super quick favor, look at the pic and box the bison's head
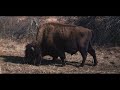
[25,43,41,65]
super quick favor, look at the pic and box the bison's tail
[91,30,95,45]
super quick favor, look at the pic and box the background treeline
[0,16,119,46]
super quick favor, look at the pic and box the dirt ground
[0,39,120,74]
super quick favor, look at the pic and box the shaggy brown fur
[25,22,98,67]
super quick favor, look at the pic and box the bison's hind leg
[88,43,98,66]
[79,48,88,67]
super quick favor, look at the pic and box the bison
[25,22,98,67]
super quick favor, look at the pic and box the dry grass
[0,39,120,74]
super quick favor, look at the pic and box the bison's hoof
[35,63,40,66]
[93,63,98,66]
[61,65,65,67]
[61,63,65,67]
[80,64,84,67]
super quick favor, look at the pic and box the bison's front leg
[52,56,58,61]
[59,52,66,66]
[35,54,42,66]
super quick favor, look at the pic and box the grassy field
[0,39,120,74]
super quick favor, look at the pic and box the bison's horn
[31,47,35,51]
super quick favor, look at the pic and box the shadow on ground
[0,55,93,67]
[0,55,25,64]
